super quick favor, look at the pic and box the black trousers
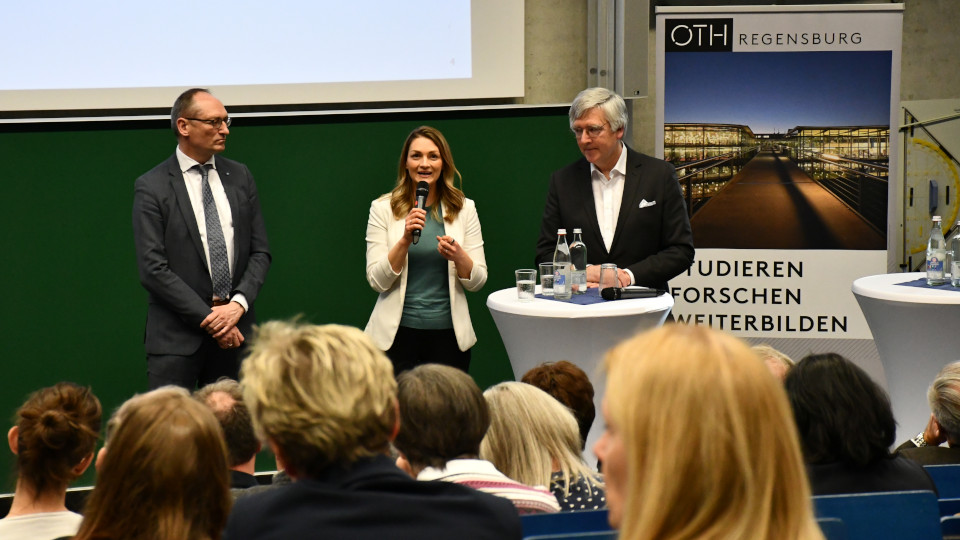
[147,339,243,390]
[386,326,471,375]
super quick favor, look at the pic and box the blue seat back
[816,517,848,540]
[813,490,940,540]
[939,497,960,516]
[925,465,960,498]
[525,533,617,540]
[943,515,960,538]
[520,509,611,539]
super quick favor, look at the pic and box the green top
[401,206,453,329]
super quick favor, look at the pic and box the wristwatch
[911,432,927,447]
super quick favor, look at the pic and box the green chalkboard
[0,106,579,488]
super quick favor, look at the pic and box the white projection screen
[0,0,523,115]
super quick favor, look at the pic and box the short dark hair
[785,353,896,466]
[195,379,259,467]
[394,364,490,470]
[170,88,211,134]
[521,361,595,449]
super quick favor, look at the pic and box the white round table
[852,272,960,442]
[486,287,674,463]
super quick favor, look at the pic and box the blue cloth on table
[535,288,607,305]
[896,278,960,292]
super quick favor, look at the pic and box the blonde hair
[389,126,464,223]
[241,320,397,478]
[102,386,188,445]
[753,344,795,381]
[74,387,230,540]
[604,325,823,540]
[480,381,601,496]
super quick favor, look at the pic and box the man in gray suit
[536,87,693,291]
[133,88,270,390]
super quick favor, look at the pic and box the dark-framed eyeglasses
[572,122,608,139]
[185,116,232,129]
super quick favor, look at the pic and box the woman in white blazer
[365,126,487,373]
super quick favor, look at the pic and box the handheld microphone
[412,181,429,245]
[601,287,665,300]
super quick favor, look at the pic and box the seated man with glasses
[132,87,271,390]
[535,87,694,292]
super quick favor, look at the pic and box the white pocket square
[639,199,657,209]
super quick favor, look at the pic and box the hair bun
[38,409,71,450]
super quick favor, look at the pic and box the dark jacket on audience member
[223,454,522,540]
[896,440,960,466]
[230,470,259,490]
[806,455,938,496]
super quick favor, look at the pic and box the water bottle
[927,215,947,285]
[553,229,572,300]
[569,228,587,295]
[950,221,960,287]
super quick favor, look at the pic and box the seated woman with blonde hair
[0,382,101,540]
[481,381,605,511]
[73,386,232,540]
[597,324,824,539]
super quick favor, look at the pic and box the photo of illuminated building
[663,51,891,249]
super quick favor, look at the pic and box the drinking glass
[515,269,536,302]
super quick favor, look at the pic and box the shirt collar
[589,142,627,180]
[175,146,216,174]
[417,458,502,481]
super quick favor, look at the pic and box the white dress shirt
[175,146,248,310]
[589,142,634,285]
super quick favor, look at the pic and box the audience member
[74,387,231,540]
[0,383,101,540]
[785,352,937,495]
[598,325,824,539]
[482,381,605,511]
[896,361,960,465]
[195,378,262,490]
[224,321,522,539]
[521,360,596,449]
[752,343,795,382]
[393,364,561,514]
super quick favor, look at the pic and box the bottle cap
[573,228,582,233]
[934,216,942,221]
[557,228,567,234]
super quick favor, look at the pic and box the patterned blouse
[550,472,606,511]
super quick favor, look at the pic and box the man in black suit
[897,362,960,465]
[133,88,270,390]
[537,87,693,290]
[225,321,521,540]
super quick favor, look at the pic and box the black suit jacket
[223,455,522,540]
[536,146,694,290]
[896,441,960,465]
[132,153,271,356]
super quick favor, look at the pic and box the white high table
[853,272,960,442]
[486,287,674,463]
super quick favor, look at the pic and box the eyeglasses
[185,116,232,129]
[572,122,608,139]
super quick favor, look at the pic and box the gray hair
[929,362,960,441]
[569,87,628,132]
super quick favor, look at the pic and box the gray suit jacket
[132,153,271,355]
[536,146,694,290]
